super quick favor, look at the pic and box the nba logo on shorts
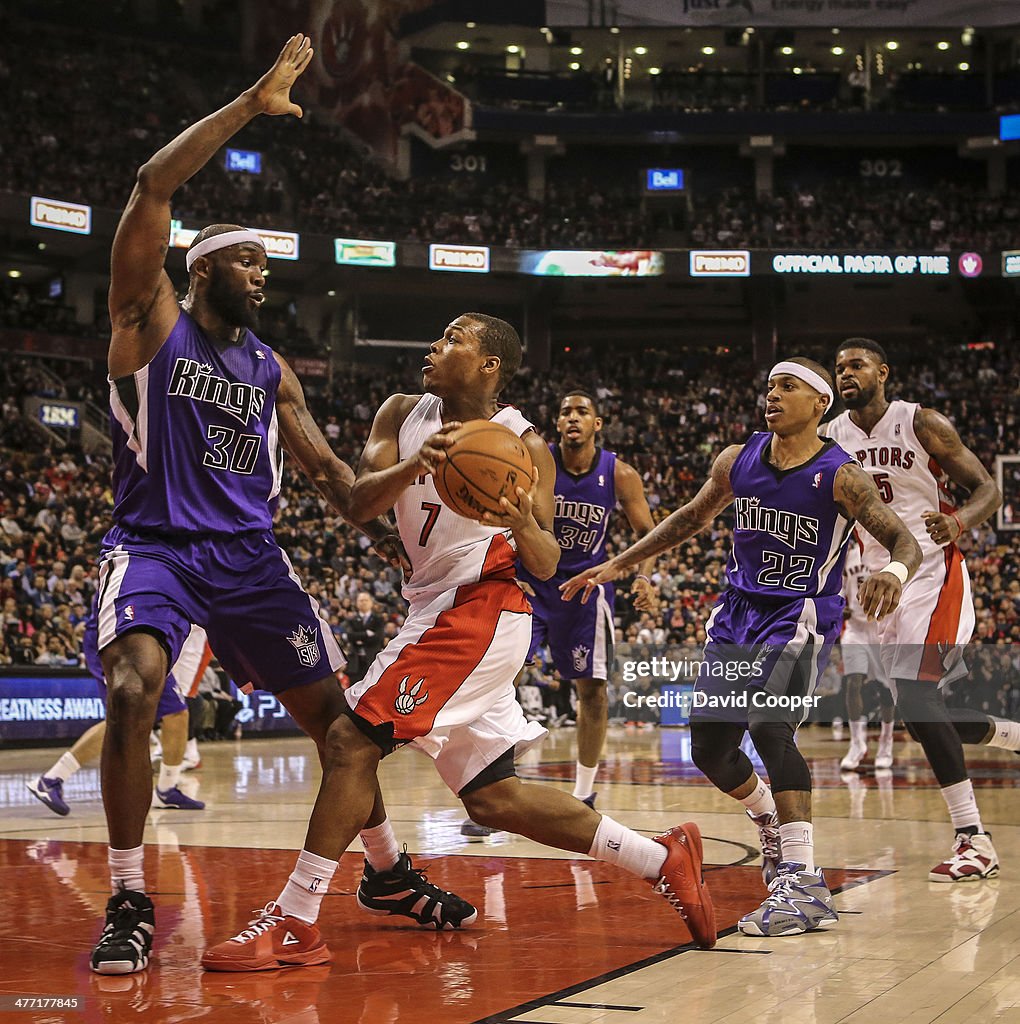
[572,644,590,673]
[286,624,321,668]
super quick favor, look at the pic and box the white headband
[769,361,833,406]
[186,229,265,271]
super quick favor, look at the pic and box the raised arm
[108,35,313,379]
[614,458,659,612]
[274,355,395,549]
[913,406,1002,545]
[560,444,742,602]
[833,461,922,620]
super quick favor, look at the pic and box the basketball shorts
[691,588,844,725]
[839,615,890,687]
[95,525,345,695]
[526,574,615,681]
[875,546,974,685]
[344,577,545,795]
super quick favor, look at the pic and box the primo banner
[545,0,1019,28]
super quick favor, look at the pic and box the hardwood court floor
[2,724,1019,1024]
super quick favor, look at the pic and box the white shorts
[345,577,546,795]
[875,546,974,685]
[839,616,889,685]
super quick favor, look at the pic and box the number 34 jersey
[726,431,856,602]
[826,400,957,573]
[109,309,284,535]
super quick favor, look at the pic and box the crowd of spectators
[0,332,1018,722]
[3,14,1018,254]
[688,182,1020,253]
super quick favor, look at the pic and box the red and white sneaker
[202,902,332,972]
[650,822,717,948]
[928,832,999,883]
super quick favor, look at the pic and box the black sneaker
[90,889,155,975]
[356,850,478,930]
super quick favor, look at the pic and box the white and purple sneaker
[27,775,69,816]
[153,786,205,810]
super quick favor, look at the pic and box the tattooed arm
[834,461,922,620]
[559,445,742,603]
[914,406,1001,546]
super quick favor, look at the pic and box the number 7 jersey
[726,431,856,601]
[394,394,536,604]
[109,309,284,534]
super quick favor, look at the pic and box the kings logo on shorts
[572,644,591,673]
[286,624,321,668]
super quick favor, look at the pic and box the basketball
[433,420,535,522]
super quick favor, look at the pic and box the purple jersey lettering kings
[109,309,284,534]
[726,432,855,601]
[545,445,617,576]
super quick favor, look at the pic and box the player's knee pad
[747,718,811,793]
[690,721,752,792]
[894,678,950,723]
[894,679,967,786]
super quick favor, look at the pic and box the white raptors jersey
[395,394,536,603]
[826,400,959,573]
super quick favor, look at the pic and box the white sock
[572,763,598,801]
[986,717,1020,751]
[778,821,814,873]
[738,775,776,818]
[849,718,868,746]
[360,817,400,872]
[879,720,895,746]
[47,751,80,782]
[184,737,200,761]
[587,814,667,879]
[108,845,145,894]
[941,779,983,833]
[276,849,338,924]
[158,763,181,792]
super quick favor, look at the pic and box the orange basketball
[434,420,535,522]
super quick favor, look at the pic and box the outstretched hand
[252,34,315,118]
[560,560,624,604]
[372,533,412,574]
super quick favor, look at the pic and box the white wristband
[877,561,909,585]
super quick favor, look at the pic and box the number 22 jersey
[726,431,856,602]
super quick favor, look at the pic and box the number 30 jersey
[827,400,956,573]
[109,309,284,535]
[726,431,855,601]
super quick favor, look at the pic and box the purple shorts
[83,613,186,719]
[95,525,345,694]
[692,588,844,724]
[525,575,615,681]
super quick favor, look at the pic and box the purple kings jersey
[727,432,855,601]
[540,444,617,576]
[109,309,283,534]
